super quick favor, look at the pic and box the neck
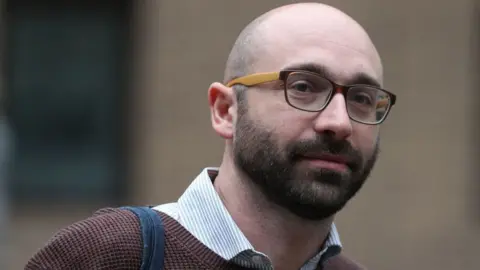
[214,153,334,270]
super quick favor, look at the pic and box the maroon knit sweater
[25,208,365,270]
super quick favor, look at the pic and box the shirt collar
[177,167,342,266]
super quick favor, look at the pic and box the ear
[208,82,236,139]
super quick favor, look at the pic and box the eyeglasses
[226,70,396,125]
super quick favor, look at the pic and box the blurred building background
[1,0,479,269]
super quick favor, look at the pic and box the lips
[298,153,352,172]
[301,153,349,164]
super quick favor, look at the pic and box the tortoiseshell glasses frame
[226,70,396,125]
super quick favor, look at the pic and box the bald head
[224,2,382,85]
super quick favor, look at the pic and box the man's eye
[351,93,373,105]
[290,81,314,92]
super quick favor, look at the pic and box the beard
[233,101,379,221]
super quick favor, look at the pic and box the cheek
[250,93,312,140]
[351,124,379,156]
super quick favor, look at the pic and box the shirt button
[252,255,264,265]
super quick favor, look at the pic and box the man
[25,2,396,270]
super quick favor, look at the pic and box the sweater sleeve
[24,208,143,270]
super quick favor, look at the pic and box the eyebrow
[281,62,382,88]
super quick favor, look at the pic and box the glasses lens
[285,72,333,111]
[346,86,391,124]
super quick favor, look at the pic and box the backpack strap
[121,206,165,270]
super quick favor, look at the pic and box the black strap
[122,206,165,270]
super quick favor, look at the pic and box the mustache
[287,135,363,170]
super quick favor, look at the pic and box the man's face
[232,12,383,220]
[234,100,378,220]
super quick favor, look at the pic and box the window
[5,0,132,204]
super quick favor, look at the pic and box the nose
[312,93,353,140]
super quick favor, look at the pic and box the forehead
[251,11,383,85]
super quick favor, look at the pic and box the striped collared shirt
[154,167,342,270]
